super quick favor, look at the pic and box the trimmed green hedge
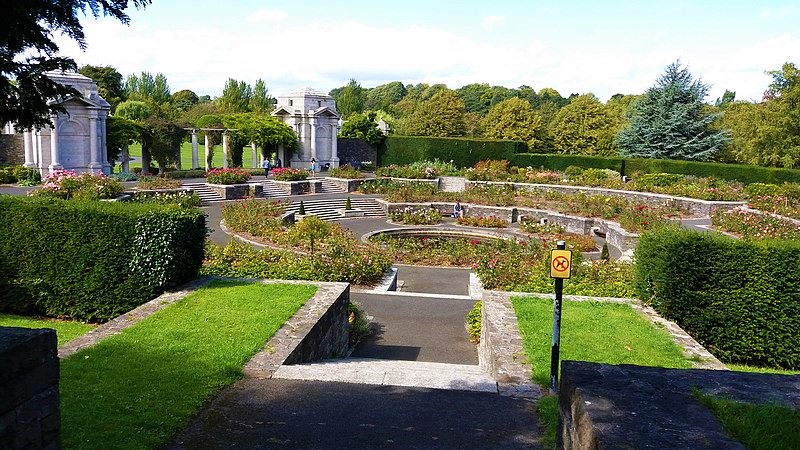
[510,153,800,184]
[633,226,799,369]
[0,197,207,322]
[379,136,527,168]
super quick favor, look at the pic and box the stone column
[23,131,35,168]
[296,121,305,159]
[89,112,102,172]
[121,145,130,173]
[204,133,210,170]
[221,132,229,169]
[34,129,41,167]
[330,123,339,167]
[48,115,62,171]
[191,130,199,169]
[309,116,317,162]
[101,115,110,174]
[251,143,258,168]
[278,144,285,167]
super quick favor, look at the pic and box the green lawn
[0,313,95,345]
[124,142,262,172]
[728,363,800,376]
[60,280,316,450]
[696,391,800,450]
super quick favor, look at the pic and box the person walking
[310,158,317,178]
[261,157,271,177]
[274,156,282,169]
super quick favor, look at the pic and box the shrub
[298,200,306,215]
[0,167,15,184]
[164,169,207,179]
[0,196,206,322]
[137,176,182,190]
[345,196,352,210]
[380,136,525,168]
[348,302,371,345]
[33,170,123,200]
[375,159,459,179]
[12,166,42,185]
[389,207,441,225]
[466,301,482,343]
[129,190,202,208]
[633,226,800,369]
[111,172,139,181]
[328,165,363,179]
[635,172,686,188]
[271,167,308,181]
[359,161,374,171]
[600,242,610,261]
[712,209,800,240]
[222,197,286,236]
[206,167,251,185]
[457,215,508,228]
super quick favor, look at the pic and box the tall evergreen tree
[249,79,274,114]
[616,61,729,161]
[335,79,366,119]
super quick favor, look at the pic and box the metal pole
[550,240,566,394]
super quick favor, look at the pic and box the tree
[365,81,406,112]
[124,71,170,104]
[335,79,366,119]
[141,117,184,169]
[1,0,150,130]
[78,65,125,111]
[217,78,252,113]
[105,116,141,167]
[115,100,151,121]
[249,79,274,114]
[480,97,541,149]
[171,89,199,112]
[339,111,386,145]
[395,89,466,137]
[548,94,616,156]
[616,61,729,161]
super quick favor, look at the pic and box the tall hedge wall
[379,136,527,168]
[633,226,799,369]
[510,153,800,184]
[0,197,207,322]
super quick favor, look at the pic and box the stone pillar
[100,115,110,174]
[221,132,229,169]
[296,121,305,159]
[278,144,285,167]
[23,131,34,168]
[191,130,199,169]
[89,112,101,172]
[204,133,210,170]
[121,145,130,173]
[251,143,258,168]
[330,124,339,167]
[309,117,317,161]
[34,129,41,167]
[48,115,62,171]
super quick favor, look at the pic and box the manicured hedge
[0,196,207,322]
[633,226,799,369]
[379,136,527,168]
[510,153,800,184]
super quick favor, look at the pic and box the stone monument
[272,88,341,170]
[16,72,112,175]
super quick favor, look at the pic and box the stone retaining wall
[270,180,311,195]
[0,327,60,449]
[325,177,365,192]
[206,183,261,200]
[0,134,24,166]
[558,361,799,449]
[337,137,376,168]
[384,176,440,188]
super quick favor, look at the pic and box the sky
[54,0,800,103]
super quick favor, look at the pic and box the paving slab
[350,292,478,365]
[395,265,472,296]
[167,378,542,449]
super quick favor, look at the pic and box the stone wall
[0,327,60,449]
[0,134,24,166]
[269,180,311,195]
[337,138,376,168]
[558,361,799,449]
[325,177,365,192]
[206,183,261,200]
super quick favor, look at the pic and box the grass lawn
[124,142,261,172]
[60,280,316,450]
[0,313,95,346]
[728,363,800,376]
[695,391,800,450]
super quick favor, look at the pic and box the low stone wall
[558,361,799,449]
[269,180,310,195]
[325,177,365,192]
[0,327,60,449]
[517,208,596,235]
[384,176,440,188]
[206,183,261,200]
[0,134,24,166]
[603,222,639,261]
[243,281,351,377]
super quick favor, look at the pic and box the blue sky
[55,0,800,102]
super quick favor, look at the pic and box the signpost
[549,240,572,393]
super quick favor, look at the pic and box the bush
[457,215,508,228]
[129,190,202,208]
[137,176,182,190]
[206,167,251,185]
[0,166,42,185]
[328,165,363,179]
[389,207,441,225]
[466,301,482,343]
[33,170,123,200]
[111,172,139,182]
[633,226,800,369]
[164,169,207,179]
[375,159,459,179]
[380,136,526,168]
[271,167,308,181]
[0,196,207,322]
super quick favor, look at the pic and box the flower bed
[389,207,441,225]
[222,198,287,236]
[457,215,507,228]
[129,190,201,208]
[137,176,182,190]
[271,167,309,181]
[328,165,363,179]
[206,167,251,185]
[712,208,800,240]
[375,159,459,179]
[32,170,123,200]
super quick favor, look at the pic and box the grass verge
[727,363,800,375]
[125,142,253,171]
[0,313,95,345]
[695,391,800,450]
[60,280,316,450]
[536,395,559,449]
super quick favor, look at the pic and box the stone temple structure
[16,72,111,175]
[272,88,341,170]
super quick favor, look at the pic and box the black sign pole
[550,240,566,394]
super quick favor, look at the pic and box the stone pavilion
[272,88,341,170]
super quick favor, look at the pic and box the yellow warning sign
[550,249,572,279]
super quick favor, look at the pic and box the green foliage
[115,100,151,121]
[457,215,507,228]
[511,153,623,172]
[298,200,306,215]
[380,136,525,168]
[388,207,441,225]
[33,170,123,200]
[217,78,253,113]
[206,167,251,185]
[171,89,199,112]
[334,79,366,119]
[249,79,274,114]
[549,94,616,156]
[163,169,207,179]
[124,71,171,104]
[339,111,386,145]
[712,209,800,240]
[79,65,125,111]
[0,166,41,185]
[480,97,541,149]
[136,176,181,190]
[141,117,185,169]
[617,61,729,161]
[395,89,467,137]
[466,301,482,343]
[348,301,372,345]
[0,313,94,345]
[376,159,459,179]
[0,196,206,322]
[600,242,610,261]
[345,196,352,210]
[129,190,201,208]
[633,226,800,369]
[222,198,286,236]
[328,165,363,179]
[365,81,406,112]
[272,168,308,181]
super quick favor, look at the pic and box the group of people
[261,156,283,177]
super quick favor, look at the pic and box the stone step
[182,182,224,205]
[285,198,385,221]
[273,357,498,393]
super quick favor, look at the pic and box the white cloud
[483,15,505,27]
[247,9,288,23]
